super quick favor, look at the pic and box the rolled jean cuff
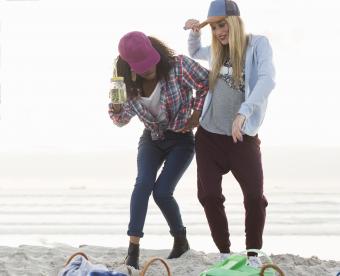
[127,230,144,238]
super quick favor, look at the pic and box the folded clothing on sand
[58,253,127,276]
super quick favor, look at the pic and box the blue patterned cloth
[58,255,127,276]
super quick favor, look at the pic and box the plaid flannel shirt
[109,55,209,140]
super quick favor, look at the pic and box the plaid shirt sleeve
[108,101,136,127]
[180,55,209,111]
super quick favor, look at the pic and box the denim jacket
[188,32,276,136]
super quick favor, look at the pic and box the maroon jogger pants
[195,126,268,253]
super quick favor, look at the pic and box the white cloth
[139,82,162,117]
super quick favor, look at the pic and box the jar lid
[111,76,124,81]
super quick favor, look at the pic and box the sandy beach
[1,0,340,274]
[0,245,338,276]
[0,150,339,275]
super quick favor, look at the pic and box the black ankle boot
[125,242,139,269]
[167,231,190,259]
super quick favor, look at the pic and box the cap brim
[199,16,226,29]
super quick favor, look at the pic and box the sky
[0,0,340,152]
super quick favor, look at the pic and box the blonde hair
[209,16,247,91]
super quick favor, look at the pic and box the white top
[139,82,162,118]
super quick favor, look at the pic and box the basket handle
[260,263,285,276]
[140,257,172,276]
[64,252,89,266]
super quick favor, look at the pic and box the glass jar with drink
[109,76,127,104]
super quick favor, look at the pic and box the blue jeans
[127,129,194,237]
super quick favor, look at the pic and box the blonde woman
[184,0,275,266]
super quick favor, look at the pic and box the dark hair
[115,36,176,99]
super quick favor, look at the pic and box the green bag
[200,249,284,276]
